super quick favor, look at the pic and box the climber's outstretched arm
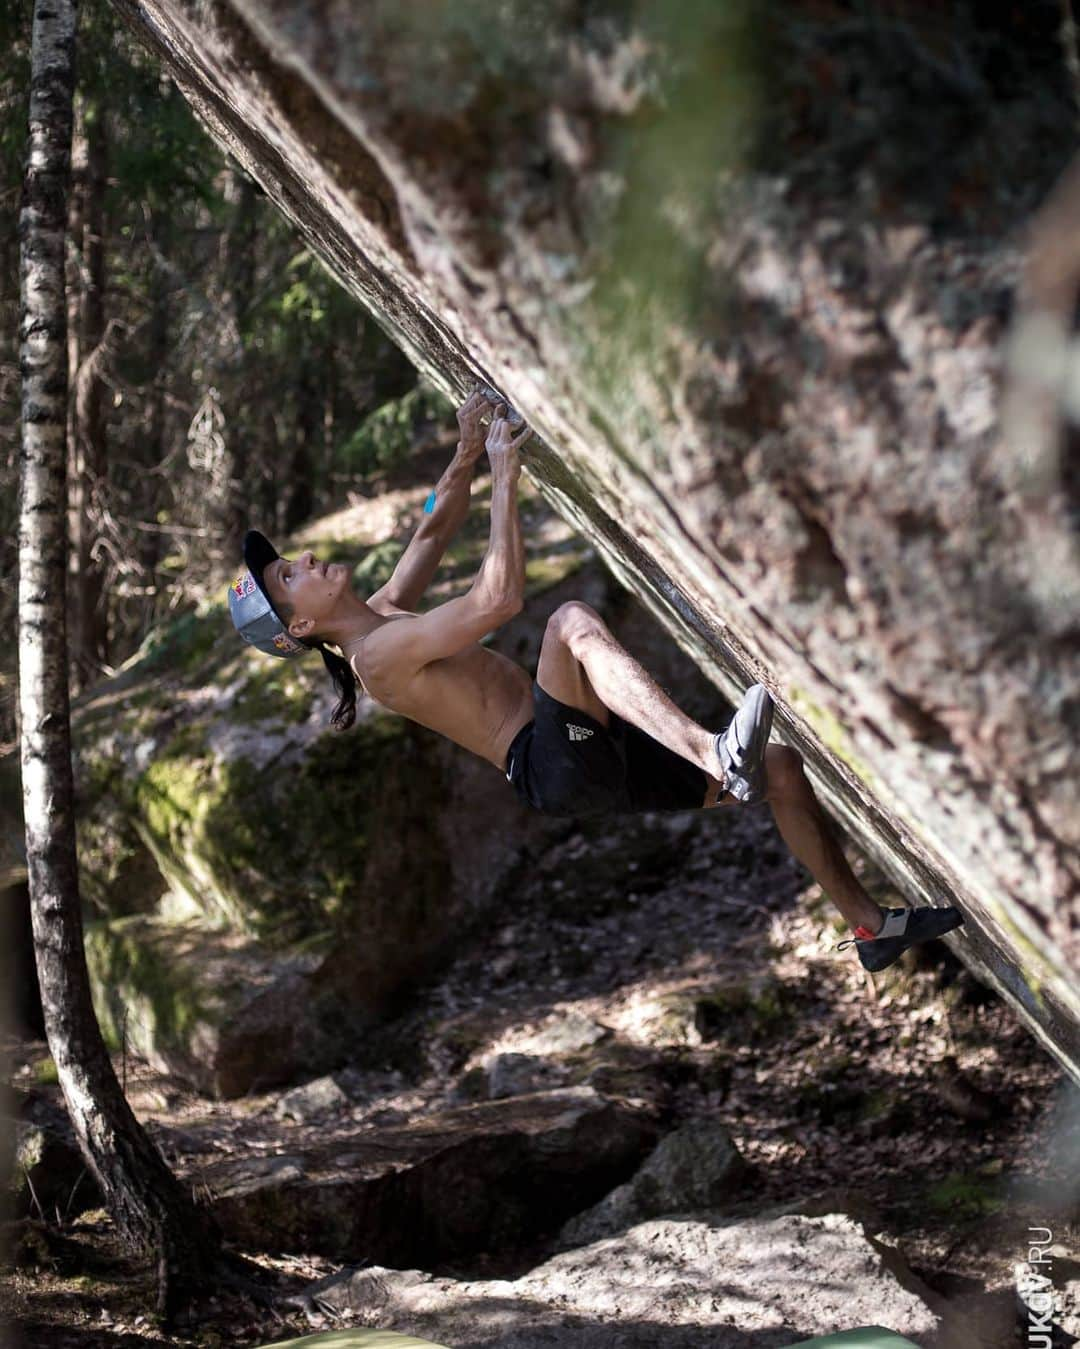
[368,389,490,613]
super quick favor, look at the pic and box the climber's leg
[762,745,885,932]
[764,745,965,970]
[537,603,774,806]
[537,601,717,790]
[536,607,964,968]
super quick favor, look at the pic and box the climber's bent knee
[537,603,611,726]
[546,600,608,655]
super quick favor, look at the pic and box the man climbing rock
[228,388,963,972]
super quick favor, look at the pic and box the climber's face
[263,550,349,640]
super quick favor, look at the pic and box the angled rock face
[110,0,1080,1075]
[196,1086,659,1267]
[83,913,351,1098]
[558,1116,746,1248]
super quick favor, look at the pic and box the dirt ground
[3,795,1077,1348]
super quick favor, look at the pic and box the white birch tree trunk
[18,0,259,1324]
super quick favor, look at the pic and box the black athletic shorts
[504,682,708,818]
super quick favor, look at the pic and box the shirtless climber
[228,388,963,973]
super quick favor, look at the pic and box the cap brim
[244,529,279,579]
[243,529,285,620]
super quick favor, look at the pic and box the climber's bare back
[353,605,535,771]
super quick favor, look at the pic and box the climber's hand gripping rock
[485,403,532,472]
[456,387,493,464]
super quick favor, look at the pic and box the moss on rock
[225,661,315,726]
[788,683,877,790]
[634,975,792,1050]
[75,752,163,917]
[926,1170,1005,1220]
[84,914,219,1059]
[81,911,350,1094]
[127,713,412,946]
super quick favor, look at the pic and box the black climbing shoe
[837,905,965,972]
[714,683,774,804]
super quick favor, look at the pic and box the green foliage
[338,384,454,478]
[274,251,334,326]
[32,1057,58,1086]
[926,1171,1005,1220]
[132,606,228,679]
[109,87,214,214]
[257,234,360,343]
[351,537,405,592]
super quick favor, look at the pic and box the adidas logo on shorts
[567,724,594,742]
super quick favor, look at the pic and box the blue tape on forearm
[424,490,436,514]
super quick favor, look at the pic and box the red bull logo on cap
[233,573,257,599]
[272,631,304,654]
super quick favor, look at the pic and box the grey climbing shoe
[714,683,774,804]
[837,905,964,972]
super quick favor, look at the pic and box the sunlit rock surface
[109,0,1079,1076]
[298,1210,939,1347]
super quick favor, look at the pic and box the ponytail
[315,641,359,731]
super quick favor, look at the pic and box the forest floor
[3,786,1078,1348]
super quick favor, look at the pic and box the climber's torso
[352,608,535,771]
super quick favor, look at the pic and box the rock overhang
[107,0,1079,1077]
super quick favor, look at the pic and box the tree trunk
[64,100,85,682]
[138,265,170,631]
[283,356,315,531]
[218,165,256,557]
[18,0,243,1323]
[70,99,110,685]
